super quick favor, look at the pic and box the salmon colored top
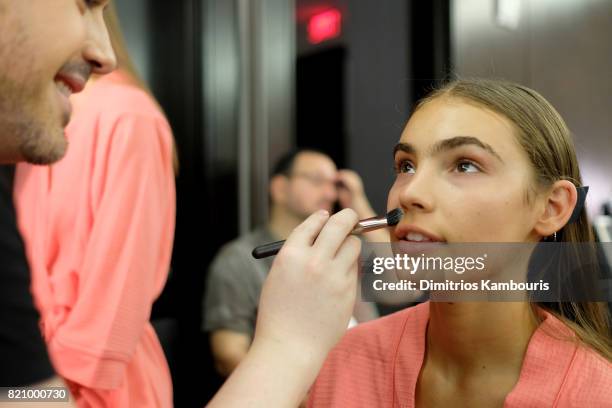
[14,71,175,407]
[309,302,612,407]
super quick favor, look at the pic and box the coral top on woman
[14,71,175,407]
[308,302,612,407]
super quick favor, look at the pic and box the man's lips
[394,223,445,242]
[53,72,87,126]
[54,73,86,94]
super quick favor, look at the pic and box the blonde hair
[103,2,179,174]
[413,78,612,361]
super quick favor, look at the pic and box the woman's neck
[426,302,539,378]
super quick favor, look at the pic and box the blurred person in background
[13,4,175,406]
[204,149,383,377]
[0,0,115,393]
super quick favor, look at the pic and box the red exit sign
[307,9,342,44]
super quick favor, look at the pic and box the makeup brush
[251,208,404,259]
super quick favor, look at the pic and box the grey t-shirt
[203,228,276,338]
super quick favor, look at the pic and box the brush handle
[251,222,382,259]
[252,240,285,259]
[251,216,392,259]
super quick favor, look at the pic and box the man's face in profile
[0,0,116,165]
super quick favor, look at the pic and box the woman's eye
[455,160,480,173]
[395,160,415,174]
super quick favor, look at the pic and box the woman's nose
[396,169,436,214]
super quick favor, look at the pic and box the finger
[312,208,359,259]
[336,170,352,185]
[284,210,330,247]
[334,235,362,272]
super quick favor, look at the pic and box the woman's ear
[269,175,289,205]
[533,180,578,237]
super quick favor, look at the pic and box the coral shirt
[14,71,175,407]
[309,302,612,407]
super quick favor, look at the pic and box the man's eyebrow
[393,136,504,163]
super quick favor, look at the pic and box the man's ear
[533,180,578,237]
[270,175,289,205]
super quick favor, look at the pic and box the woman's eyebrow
[393,142,416,157]
[393,136,504,163]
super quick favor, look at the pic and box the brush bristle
[386,208,403,226]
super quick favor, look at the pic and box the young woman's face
[388,97,544,244]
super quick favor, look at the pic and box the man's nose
[315,181,336,205]
[83,12,117,75]
[327,185,339,202]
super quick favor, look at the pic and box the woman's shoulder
[558,345,612,404]
[308,303,428,407]
[70,79,172,151]
[74,73,166,124]
[97,84,163,121]
[530,309,612,404]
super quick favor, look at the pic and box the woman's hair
[103,3,179,174]
[412,78,611,361]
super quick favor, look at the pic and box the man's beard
[287,200,334,221]
[0,73,68,165]
[0,13,68,166]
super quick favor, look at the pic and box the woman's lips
[394,223,445,242]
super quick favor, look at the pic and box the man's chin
[20,125,68,165]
